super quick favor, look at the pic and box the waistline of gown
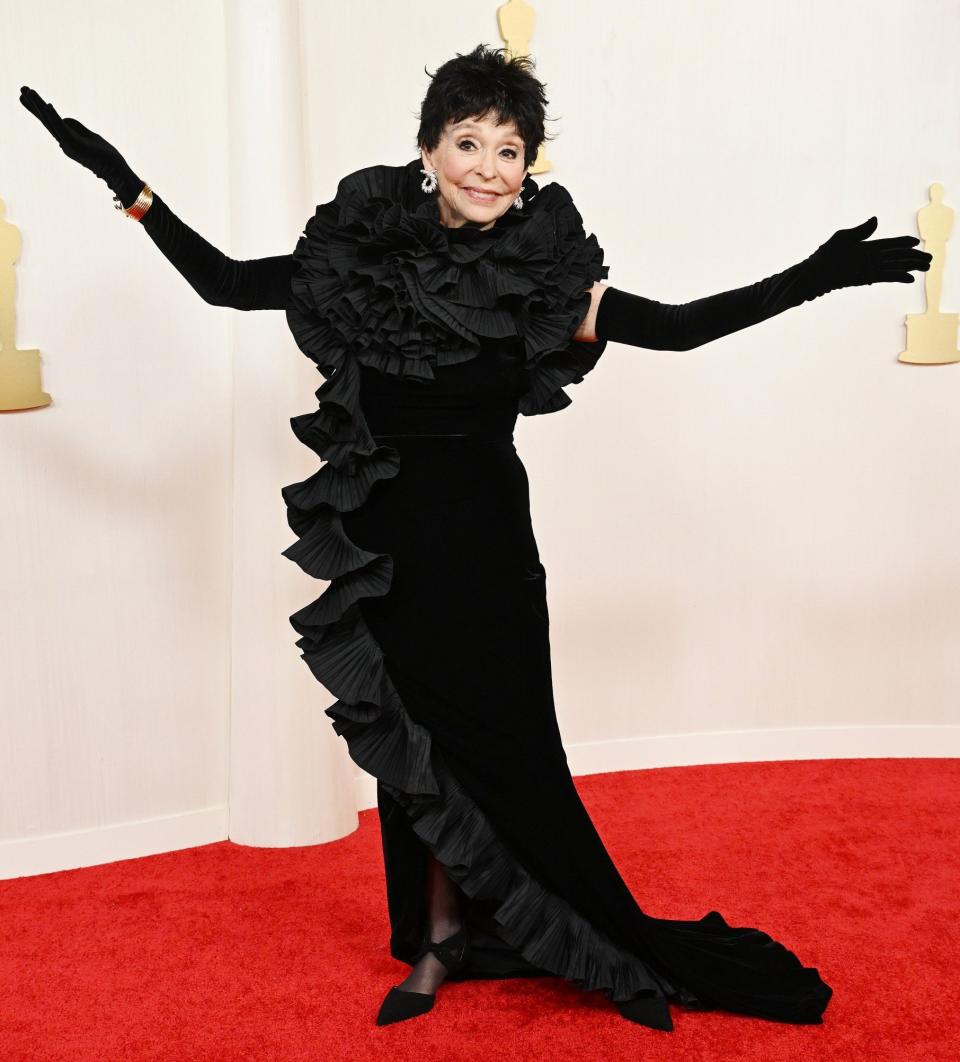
[372,431,515,446]
[367,398,519,446]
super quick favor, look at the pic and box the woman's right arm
[19,85,298,311]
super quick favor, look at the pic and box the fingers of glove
[874,268,919,283]
[846,263,921,286]
[859,244,931,268]
[18,85,46,116]
[20,90,97,154]
[19,87,66,143]
[20,87,130,191]
[836,217,878,242]
[848,276,912,287]
[868,235,923,250]
[876,251,932,270]
[18,85,42,117]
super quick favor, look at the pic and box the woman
[20,44,929,1032]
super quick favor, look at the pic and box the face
[420,111,528,230]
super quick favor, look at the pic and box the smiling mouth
[463,187,500,201]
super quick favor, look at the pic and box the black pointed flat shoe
[375,924,471,1027]
[615,991,675,1031]
[376,984,437,1026]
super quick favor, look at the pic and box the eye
[456,139,520,160]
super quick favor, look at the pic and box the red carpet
[1,757,956,1061]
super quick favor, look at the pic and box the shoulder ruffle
[285,158,609,416]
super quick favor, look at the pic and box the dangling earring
[421,168,438,194]
[512,193,523,210]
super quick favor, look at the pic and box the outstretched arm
[580,218,932,350]
[19,85,298,311]
[137,192,299,310]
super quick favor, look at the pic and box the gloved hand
[19,85,145,210]
[798,217,932,298]
[19,84,296,309]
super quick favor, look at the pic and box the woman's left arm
[576,217,932,349]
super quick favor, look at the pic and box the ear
[420,146,434,172]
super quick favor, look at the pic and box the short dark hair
[416,44,551,170]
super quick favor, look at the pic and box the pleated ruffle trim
[279,162,697,1006]
[284,158,609,415]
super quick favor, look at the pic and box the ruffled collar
[286,157,609,416]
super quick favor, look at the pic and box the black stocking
[396,852,463,995]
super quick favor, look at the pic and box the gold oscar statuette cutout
[497,0,551,175]
[0,197,51,411]
[899,183,959,365]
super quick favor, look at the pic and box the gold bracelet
[113,182,153,221]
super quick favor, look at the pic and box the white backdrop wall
[1,0,237,877]
[1,0,958,879]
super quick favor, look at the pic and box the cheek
[502,163,524,193]
[442,155,473,184]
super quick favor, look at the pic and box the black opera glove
[19,85,145,209]
[594,217,934,352]
[20,84,296,310]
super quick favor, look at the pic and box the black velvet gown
[140,156,833,1029]
[276,159,832,1028]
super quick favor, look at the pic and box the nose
[474,149,498,180]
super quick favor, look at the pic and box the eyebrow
[450,121,523,143]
